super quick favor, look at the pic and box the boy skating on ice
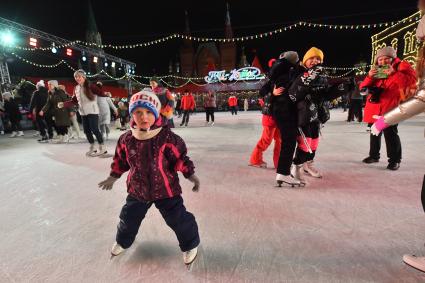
[98,89,200,267]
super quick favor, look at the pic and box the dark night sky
[0,0,419,80]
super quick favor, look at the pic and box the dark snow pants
[116,195,200,252]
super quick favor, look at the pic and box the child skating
[98,89,201,268]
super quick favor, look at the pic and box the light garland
[133,74,204,80]
[8,17,413,52]
[10,51,367,84]
[324,69,356,79]
[370,11,422,65]
[372,11,421,41]
[10,52,133,81]
[11,52,68,68]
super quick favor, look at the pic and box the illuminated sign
[205,67,265,83]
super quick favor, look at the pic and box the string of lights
[10,52,134,81]
[9,16,416,51]
[133,74,204,80]
[10,51,369,84]
[324,69,357,79]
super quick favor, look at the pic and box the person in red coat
[360,46,416,170]
[228,95,238,115]
[180,90,195,127]
[249,98,281,168]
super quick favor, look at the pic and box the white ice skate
[291,164,307,185]
[53,135,69,144]
[9,131,17,138]
[303,161,322,178]
[403,255,425,273]
[276,174,302,188]
[86,144,97,157]
[183,246,198,270]
[111,242,126,257]
[92,144,112,158]
[211,122,214,126]
[17,131,25,137]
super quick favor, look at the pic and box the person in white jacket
[96,84,117,140]
[374,0,425,272]
[59,70,108,156]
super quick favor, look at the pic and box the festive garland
[10,15,418,51]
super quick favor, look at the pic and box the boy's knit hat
[302,47,324,65]
[129,88,161,119]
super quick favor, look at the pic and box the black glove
[188,174,200,192]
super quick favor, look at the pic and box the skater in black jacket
[288,47,354,184]
[260,51,304,186]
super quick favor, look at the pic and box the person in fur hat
[98,88,200,266]
[40,80,71,143]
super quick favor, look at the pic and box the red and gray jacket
[110,121,195,201]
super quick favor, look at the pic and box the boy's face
[132,107,156,130]
[377,56,392,66]
[305,56,322,69]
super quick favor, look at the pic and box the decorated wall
[371,11,422,66]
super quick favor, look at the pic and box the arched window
[391,38,398,51]
[411,32,418,54]
[404,31,413,54]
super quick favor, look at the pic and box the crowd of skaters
[1,4,425,270]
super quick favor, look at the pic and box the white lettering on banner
[204,67,265,83]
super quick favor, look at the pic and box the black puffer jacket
[4,98,21,123]
[29,86,48,113]
[288,65,355,126]
[260,58,304,123]
[42,88,71,127]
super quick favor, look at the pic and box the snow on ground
[0,109,424,282]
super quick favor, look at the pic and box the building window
[391,38,398,51]
[404,31,413,55]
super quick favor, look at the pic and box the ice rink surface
[0,110,424,282]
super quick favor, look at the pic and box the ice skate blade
[86,150,97,157]
[303,170,322,178]
[98,153,114,158]
[403,255,425,273]
[276,181,303,188]
[248,163,267,169]
[185,253,198,272]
